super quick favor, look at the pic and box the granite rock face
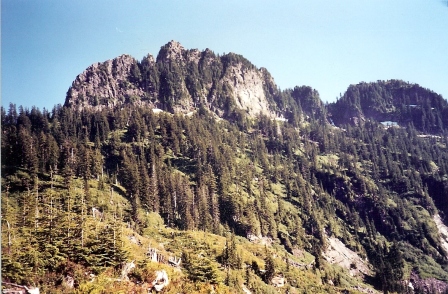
[65,40,279,119]
[66,54,146,111]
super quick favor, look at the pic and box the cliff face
[65,54,146,111]
[65,41,279,118]
[221,62,272,117]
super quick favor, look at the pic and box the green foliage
[368,242,405,293]
[3,73,448,292]
[263,248,276,283]
[330,80,448,133]
[182,251,221,284]
[220,233,242,269]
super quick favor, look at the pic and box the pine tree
[263,247,275,283]
[178,175,195,230]
[183,252,221,284]
[119,149,141,226]
[222,233,240,269]
[138,154,151,212]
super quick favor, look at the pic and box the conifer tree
[263,247,275,283]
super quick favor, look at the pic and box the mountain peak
[166,39,183,49]
[64,41,283,118]
[65,53,143,111]
[156,40,186,63]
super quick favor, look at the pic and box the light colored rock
[242,285,252,294]
[25,286,40,294]
[323,236,371,277]
[120,260,135,281]
[62,275,74,289]
[66,54,146,111]
[271,275,286,287]
[65,41,279,120]
[221,63,274,118]
[434,214,448,257]
[1,282,39,294]
[246,233,272,246]
[149,270,169,292]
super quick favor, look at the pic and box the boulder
[149,270,169,292]
[271,275,286,288]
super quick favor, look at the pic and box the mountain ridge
[65,40,281,119]
[65,41,448,136]
[329,80,448,133]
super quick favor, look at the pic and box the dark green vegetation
[330,80,448,134]
[2,42,448,293]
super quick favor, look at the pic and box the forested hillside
[329,80,448,133]
[2,42,448,293]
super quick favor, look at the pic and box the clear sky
[2,0,448,110]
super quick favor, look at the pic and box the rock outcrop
[409,270,448,293]
[271,275,286,287]
[149,270,169,292]
[323,236,371,278]
[221,62,272,117]
[66,55,146,111]
[120,260,136,281]
[65,40,279,119]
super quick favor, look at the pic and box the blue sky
[2,0,448,110]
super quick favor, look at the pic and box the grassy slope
[2,169,377,293]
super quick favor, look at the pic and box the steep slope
[65,54,145,111]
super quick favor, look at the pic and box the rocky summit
[65,40,279,119]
